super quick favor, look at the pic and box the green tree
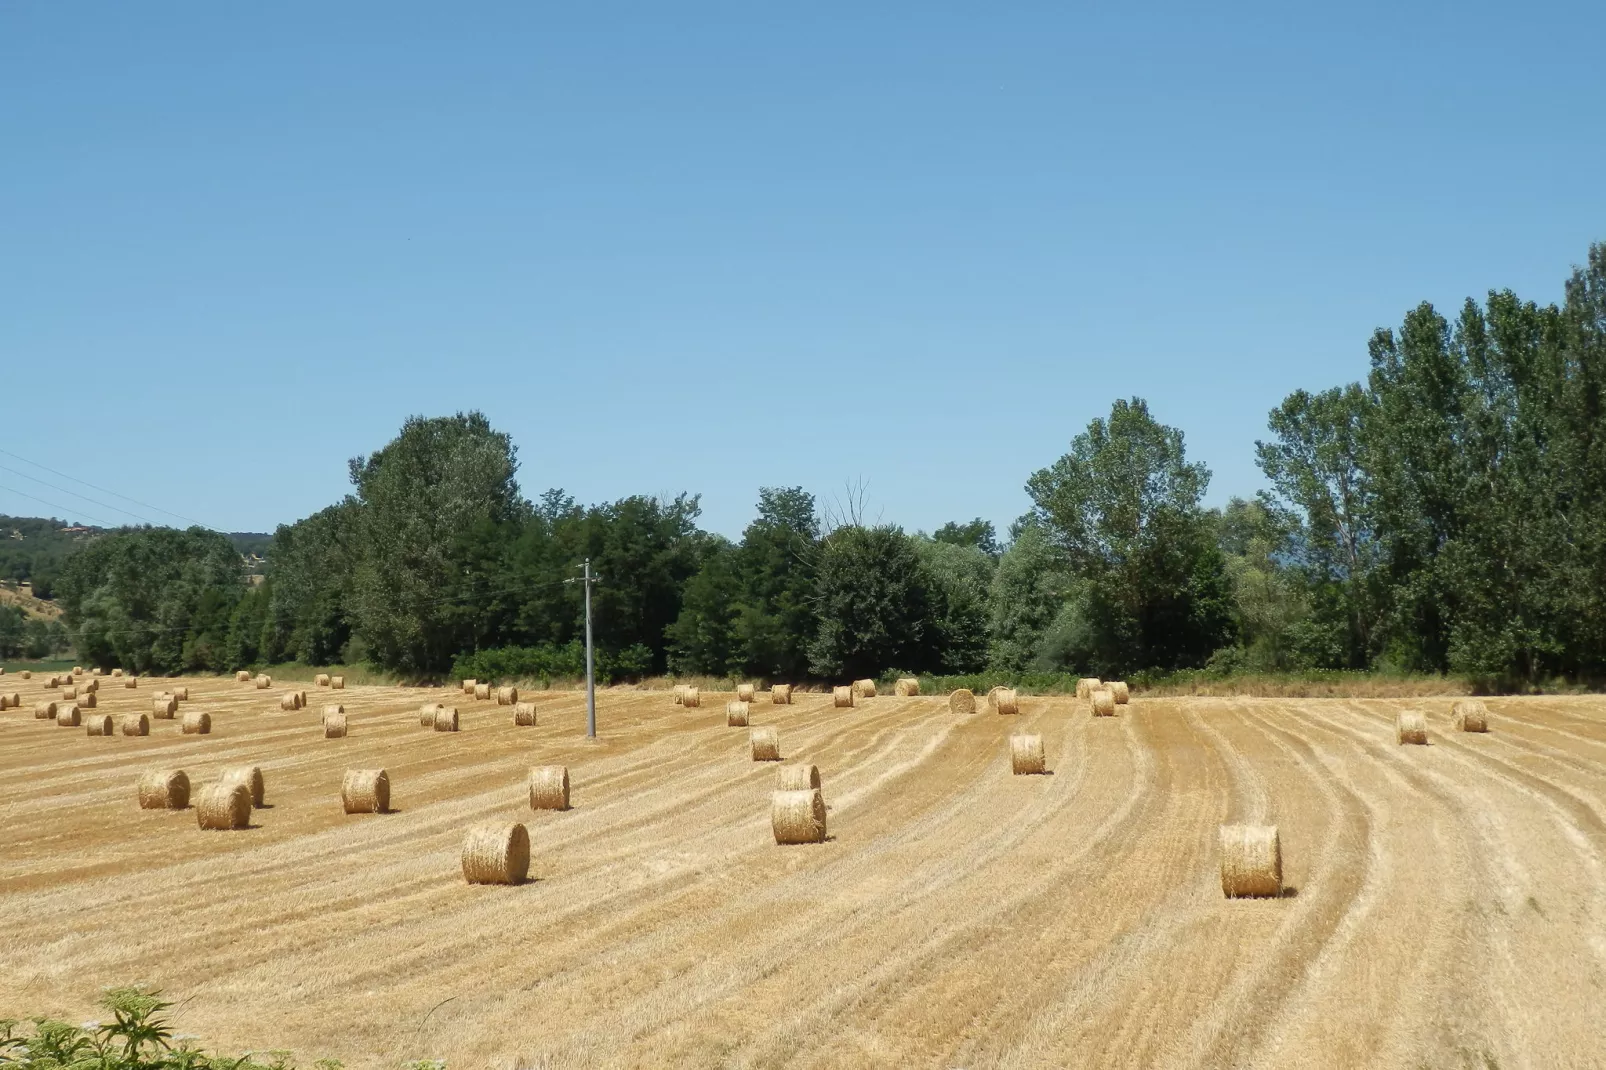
[732,487,819,678]
[913,536,993,672]
[1212,499,1310,670]
[665,538,743,674]
[933,518,1000,557]
[807,525,932,679]
[987,521,1070,671]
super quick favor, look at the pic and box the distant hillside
[228,532,273,564]
[0,515,105,598]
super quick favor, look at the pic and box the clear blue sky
[3,3,1602,538]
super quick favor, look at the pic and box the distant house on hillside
[59,526,92,535]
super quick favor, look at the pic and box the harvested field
[2,679,1606,1067]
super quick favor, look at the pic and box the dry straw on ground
[474,683,491,701]
[1091,690,1117,717]
[528,766,570,811]
[682,687,701,709]
[1397,709,1428,745]
[235,671,251,682]
[990,687,1020,715]
[772,788,828,844]
[316,673,331,687]
[777,763,821,792]
[462,823,531,885]
[220,766,265,808]
[833,686,854,708]
[34,700,56,719]
[138,769,189,810]
[852,679,877,698]
[122,713,149,737]
[1219,824,1283,898]
[771,684,792,705]
[498,686,518,706]
[737,683,756,703]
[342,769,390,814]
[323,709,348,738]
[330,676,345,690]
[513,702,537,726]
[153,695,177,719]
[433,707,460,732]
[1452,699,1489,732]
[1109,681,1131,704]
[895,677,921,697]
[198,783,252,830]
[181,711,210,735]
[1010,733,1046,775]
[751,725,781,761]
[85,713,114,736]
[726,700,750,727]
[56,704,81,727]
[1076,677,1102,700]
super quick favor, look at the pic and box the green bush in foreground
[0,986,442,1070]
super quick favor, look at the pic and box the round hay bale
[342,769,390,814]
[323,709,348,738]
[330,675,345,690]
[751,725,780,761]
[72,666,83,676]
[852,678,877,698]
[1010,733,1047,774]
[474,682,491,701]
[254,674,271,690]
[462,678,477,695]
[682,686,701,708]
[19,669,30,679]
[220,766,265,808]
[991,688,1021,715]
[832,685,854,708]
[315,673,331,687]
[462,822,531,885]
[777,763,821,792]
[60,686,77,700]
[672,684,687,705]
[123,677,138,689]
[726,700,750,727]
[1,692,16,709]
[57,704,81,727]
[122,713,150,736]
[197,783,252,830]
[736,683,756,703]
[772,788,827,845]
[83,679,98,693]
[420,703,445,726]
[85,713,114,736]
[1397,709,1428,745]
[80,692,97,709]
[181,711,211,735]
[1109,681,1131,704]
[235,670,251,682]
[433,706,460,732]
[1452,699,1489,733]
[169,685,186,701]
[280,693,299,711]
[1091,690,1116,717]
[91,667,101,676]
[1075,677,1102,700]
[111,668,123,677]
[138,768,189,809]
[528,765,570,811]
[1219,824,1283,898]
[770,684,793,705]
[153,695,178,719]
[513,701,537,727]
[35,700,57,719]
[497,686,518,706]
[894,677,921,697]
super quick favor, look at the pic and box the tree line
[51,241,1606,688]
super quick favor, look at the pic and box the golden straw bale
[35,700,57,719]
[167,684,184,700]
[316,673,331,687]
[61,686,77,700]
[528,765,570,810]
[770,684,793,704]
[1452,699,1489,733]
[122,713,149,736]
[280,693,299,711]
[83,679,98,693]
[342,769,390,814]
[462,822,531,884]
[254,674,271,689]
[181,711,211,735]
[138,768,189,809]
[991,688,1020,715]
[1397,709,1428,745]
[433,706,460,732]
[497,686,518,706]
[682,686,701,708]
[220,766,265,808]
[153,695,177,719]
[1091,689,1117,716]
[1076,677,1102,700]
[895,677,921,697]
[197,783,252,830]
[85,713,114,736]
[323,709,348,738]
[772,788,827,845]
[726,700,750,727]
[19,670,30,680]
[1010,733,1047,774]
[420,703,445,726]
[111,668,123,677]
[737,683,756,703]
[672,684,687,705]
[832,685,854,708]
[1109,681,1131,704]
[81,692,97,709]
[777,763,821,792]
[123,677,138,688]
[1,692,16,709]
[946,688,976,714]
[72,666,83,676]
[462,678,477,695]
[92,667,102,676]
[1219,824,1283,898]
[513,701,537,726]
[57,704,81,727]
[474,683,491,701]
[852,678,877,698]
[751,725,781,761]
[236,670,251,682]
[330,675,345,690]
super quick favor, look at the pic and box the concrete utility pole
[578,559,599,739]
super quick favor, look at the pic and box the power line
[0,463,162,527]
[0,447,215,530]
[0,483,118,529]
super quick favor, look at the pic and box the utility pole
[567,559,601,739]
